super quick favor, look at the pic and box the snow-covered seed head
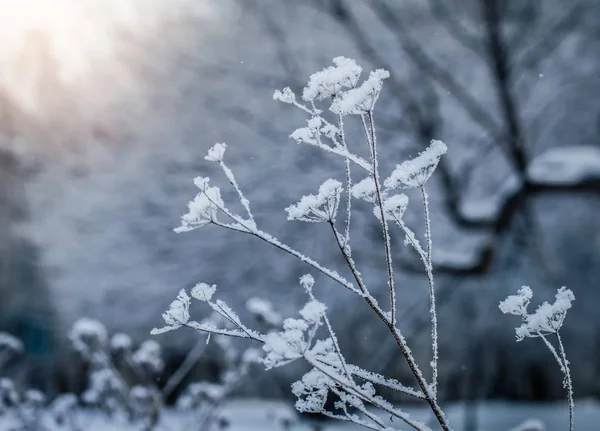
[385,140,448,189]
[69,318,108,356]
[302,57,362,102]
[273,87,296,104]
[205,143,227,162]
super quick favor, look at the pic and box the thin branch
[339,113,353,248]
[557,332,574,431]
[162,336,207,399]
[306,354,432,431]
[364,111,397,326]
[421,186,438,400]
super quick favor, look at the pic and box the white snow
[351,176,377,203]
[151,289,191,334]
[205,143,227,162]
[329,69,390,116]
[285,179,343,223]
[500,286,575,341]
[174,183,224,233]
[385,140,448,189]
[302,56,362,102]
[191,282,217,302]
[528,146,600,186]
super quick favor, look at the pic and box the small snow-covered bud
[299,300,326,325]
[174,185,224,233]
[501,286,575,341]
[151,289,191,335]
[193,176,211,190]
[299,274,315,293]
[302,57,362,102]
[273,87,296,104]
[320,124,339,141]
[286,179,343,223]
[499,286,533,316]
[330,69,389,116]
[351,177,377,204]
[191,282,217,302]
[385,140,448,189]
[205,143,227,162]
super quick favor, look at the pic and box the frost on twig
[286,179,343,223]
[384,140,447,189]
[500,286,574,341]
[500,286,575,431]
[159,57,455,431]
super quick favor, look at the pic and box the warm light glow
[0,0,137,80]
[0,0,215,117]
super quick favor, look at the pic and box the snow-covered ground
[2,399,600,430]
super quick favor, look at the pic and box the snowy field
[2,399,600,430]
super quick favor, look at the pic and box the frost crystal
[191,282,217,302]
[299,274,315,293]
[151,289,191,334]
[262,319,309,369]
[299,300,327,325]
[385,140,448,189]
[292,368,332,413]
[205,143,227,162]
[351,177,377,203]
[375,194,409,222]
[290,117,322,146]
[273,87,296,104]
[302,56,362,102]
[320,123,339,141]
[285,179,343,222]
[500,286,575,341]
[330,69,389,115]
[174,182,224,233]
[499,286,533,316]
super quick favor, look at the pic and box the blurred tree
[0,134,58,394]
[230,0,600,406]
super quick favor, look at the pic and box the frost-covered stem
[331,387,390,431]
[162,336,207,399]
[388,325,450,431]
[328,222,370,294]
[329,221,450,431]
[538,333,564,373]
[394,217,427,263]
[363,110,396,327]
[339,114,352,248]
[308,289,351,380]
[219,161,254,225]
[421,186,438,400]
[557,332,574,431]
[182,321,264,342]
[206,197,360,295]
[321,408,387,431]
[306,355,431,431]
[348,365,425,399]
